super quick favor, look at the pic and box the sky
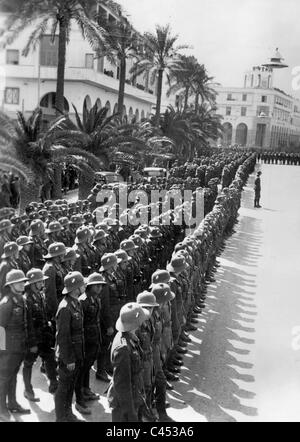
[118,0,300,98]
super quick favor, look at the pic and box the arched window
[40,92,69,112]
[235,123,248,146]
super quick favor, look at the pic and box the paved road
[13,163,300,422]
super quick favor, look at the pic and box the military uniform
[107,331,144,422]
[55,280,85,422]
[0,271,35,419]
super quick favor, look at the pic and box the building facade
[0,3,169,128]
[215,65,300,151]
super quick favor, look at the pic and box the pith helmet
[151,283,175,304]
[43,242,66,259]
[85,272,106,286]
[62,271,85,294]
[116,302,150,332]
[136,291,159,307]
[1,242,21,259]
[5,269,28,287]
[25,268,49,286]
[150,270,170,287]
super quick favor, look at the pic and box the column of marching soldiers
[0,150,257,422]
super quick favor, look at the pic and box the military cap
[85,272,106,286]
[29,212,40,221]
[95,222,109,232]
[116,302,150,332]
[93,229,108,243]
[38,209,48,217]
[44,200,53,208]
[130,235,144,247]
[10,216,21,225]
[43,242,66,259]
[120,239,139,251]
[166,255,187,274]
[55,199,65,206]
[16,236,34,247]
[136,291,159,307]
[61,247,80,262]
[58,217,69,228]
[62,271,85,294]
[83,212,93,222]
[29,219,45,237]
[114,249,132,263]
[150,269,170,287]
[5,269,28,287]
[45,221,62,234]
[149,227,162,239]
[75,226,91,244]
[99,253,120,272]
[68,202,77,209]
[151,283,175,304]
[135,229,148,240]
[69,215,83,225]
[20,214,30,223]
[0,219,12,232]
[1,241,21,259]
[25,268,48,286]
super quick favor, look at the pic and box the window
[227,93,233,101]
[97,57,104,73]
[262,95,267,103]
[4,87,19,104]
[226,106,231,116]
[242,94,247,101]
[241,107,247,116]
[6,49,19,65]
[85,54,94,69]
[40,35,58,67]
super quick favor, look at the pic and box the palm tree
[52,100,173,195]
[191,64,217,112]
[96,6,140,116]
[131,24,188,126]
[0,109,102,211]
[1,0,106,113]
[167,55,200,111]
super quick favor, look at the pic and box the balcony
[4,63,156,104]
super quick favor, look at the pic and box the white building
[215,62,300,151]
[0,3,169,128]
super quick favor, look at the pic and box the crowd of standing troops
[256,151,300,165]
[0,150,256,422]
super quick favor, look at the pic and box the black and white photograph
[0,0,299,424]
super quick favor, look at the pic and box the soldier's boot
[23,365,40,402]
[44,353,58,394]
[0,384,11,422]
[156,384,175,423]
[7,375,31,414]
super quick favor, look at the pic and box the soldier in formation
[0,150,257,422]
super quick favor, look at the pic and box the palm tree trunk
[184,86,189,111]
[52,16,67,200]
[78,172,94,200]
[55,16,67,113]
[52,166,63,199]
[118,57,126,116]
[155,69,164,126]
[19,180,42,214]
[195,93,200,112]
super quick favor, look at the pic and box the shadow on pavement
[168,175,262,422]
